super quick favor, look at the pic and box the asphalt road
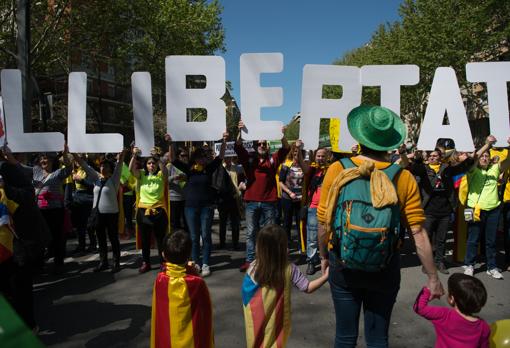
[34,224,510,348]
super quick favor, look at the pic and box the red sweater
[234,143,289,202]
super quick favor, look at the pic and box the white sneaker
[487,268,504,279]
[201,264,211,277]
[194,263,201,274]
[463,265,474,276]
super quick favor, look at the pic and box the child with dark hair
[242,224,329,347]
[150,230,214,348]
[414,273,490,348]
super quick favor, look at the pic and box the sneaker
[487,268,504,279]
[239,261,251,272]
[436,262,449,275]
[306,262,316,275]
[463,265,474,276]
[138,262,151,274]
[201,264,211,277]
[194,263,201,274]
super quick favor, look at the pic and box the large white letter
[67,72,123,153]
[165,56,225,141]
[1,69,64,152]
[299,65,361,150]
[466,62,510,147]
[240,53,283,140]
[417,67,474,151]
[132,72,154,155]
[360,65,419,114]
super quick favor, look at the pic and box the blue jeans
[184,206,214,266]
[245,202,276,262]
[464,207,500,270]
[329,251,398,348]
[306,207,319,263]
[503,203,510,264]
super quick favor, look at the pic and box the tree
[334,0,510,143]
[0,0,225,134]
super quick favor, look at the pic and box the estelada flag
[151,263,214,348]
[242,265,291,348]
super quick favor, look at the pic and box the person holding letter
[234,120,290,272]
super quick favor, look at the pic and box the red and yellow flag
[151,263,214,348]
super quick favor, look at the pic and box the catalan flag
[242,266,291,348]
[151,263,214,348]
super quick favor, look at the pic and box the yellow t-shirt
[139,172,165,205]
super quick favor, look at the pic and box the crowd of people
[0,105,508,347]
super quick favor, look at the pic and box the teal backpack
[333,158,402,272]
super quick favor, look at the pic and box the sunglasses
[147,161,157,165]
[257,142,268,147]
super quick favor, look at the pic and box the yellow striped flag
[151,263,214,348]
[242,266,291,348]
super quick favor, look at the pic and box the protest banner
[0,57,509,153]
[213,140,254,157]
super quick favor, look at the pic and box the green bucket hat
[347,105,407,151]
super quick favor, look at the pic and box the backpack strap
[340,157,401,183]
[339,157,356,169]
[382,163,402,183]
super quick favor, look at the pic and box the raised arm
[474,135,496,161]
[164,134,176,162]
[281,126,289,150]
[111,149,127,185]
[71,153,99,181]
[129,147,141,179]
[218,132,229,160]
[294,140,309,173]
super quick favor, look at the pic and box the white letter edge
[1,69,64,152]
[165,56,226,141]
[132,72,154,155]
[67,72,123,153]
[240,53,283,140]
[466,62,510,148]
[417,67,474,151]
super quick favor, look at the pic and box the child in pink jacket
[414,273,490,348]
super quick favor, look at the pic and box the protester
[130,147,169,274]
[0,149,49,330]
[73,151,126,273]
[167,147,188,231]
[216,156,243,250]
[12,146,72,273]
[408,147,475,274]
[242,224,329,348]
[150,230,213,348]
[279,140,306,249]
[302,147,329,275]
[234,120,290,272]
[317,105,444,347]
[414,273,490,348]
[70,158,96,253]
[120,160,136,239]
[463,135,510,279]
[169,133,227,277]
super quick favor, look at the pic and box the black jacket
[410,158,474,213]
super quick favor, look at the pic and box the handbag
[87,180,106,230]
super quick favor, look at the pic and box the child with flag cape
[151,230,214,348]
[242,224,329,348]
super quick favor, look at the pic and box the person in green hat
[317,105,444,347]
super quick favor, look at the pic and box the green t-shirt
[467,164,500,210]
[139,171,165,205]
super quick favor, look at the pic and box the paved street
[34,224,510,348]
